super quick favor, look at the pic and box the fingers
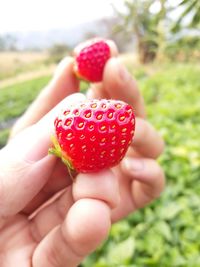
[121,157,165,209]
[11,57,79,137]
[0,127,56,221]
[89,58,146,118]
[31,170,118,267]
[30,187,74,242]
[22,160,71,215]
[0,93,86,223]
[131,117,165,158]
[73,171,120,208]
[32,199,111,267]
[29,170,119,242]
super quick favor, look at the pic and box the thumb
[0,93,86,222]
[32,199,111,267]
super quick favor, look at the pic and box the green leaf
[159,202,183,220]
[155,221,172,241]
[107,237,135,265]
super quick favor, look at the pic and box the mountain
[4,19,112,51]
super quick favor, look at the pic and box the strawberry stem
[49,135,76,181]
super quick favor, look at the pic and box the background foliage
[114,0,200,63]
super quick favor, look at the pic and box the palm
[0,215,35,267]
[0,150,159,266]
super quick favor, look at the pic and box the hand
[0,41,165,267]
[86,55,165,221]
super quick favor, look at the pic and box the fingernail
[123,158,144,172]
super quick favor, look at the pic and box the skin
[0,40,165,267]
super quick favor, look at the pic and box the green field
[0,76,51,147]
[0,63,200,266]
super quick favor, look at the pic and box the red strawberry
[49,99,135,175]
[74,40,111,82]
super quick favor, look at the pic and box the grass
[0,76,51,147]
[0,62,200,266]
[0,76,51,122]
[0,128,10,147]
[0,52,49,80]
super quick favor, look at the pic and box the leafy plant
[0,76,51,123]
[173,0,200,31]
[48,44,71,63]
[113,0,168,63]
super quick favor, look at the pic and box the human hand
[0,40,165,267]
[85,51,165,221]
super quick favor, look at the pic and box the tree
[113,0,168,63]
[173,0,200,31]
[0,34,17,51]
[0,36,6,51]
[48,43,71,63]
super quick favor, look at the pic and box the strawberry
[74,40,111,82]
[49,99,135,175]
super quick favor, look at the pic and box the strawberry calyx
[48,135,76,180]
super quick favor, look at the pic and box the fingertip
[121,157,165,194]
[103,58,146,118]
[121,158,144,176]
[53,56,74,77]
[32,199,111,267]
[73,170,120,209]
[132,118,165,159]
[106,39,118,57]
[63,199,111,255]
[49,56,79,91]
[103,57,132,86]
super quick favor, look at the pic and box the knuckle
[153,163,165,195]
[154,162,164,178]
[152,139,165,159]
[133,118,148,144]
[159,138,166,154]
[106,40,118,56]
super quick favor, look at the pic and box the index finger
[104,58,146,118]
[89,58,146,118]
[11,57,79,138]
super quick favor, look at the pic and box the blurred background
[0,0,200,266]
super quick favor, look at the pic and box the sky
[0,0,124,34]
